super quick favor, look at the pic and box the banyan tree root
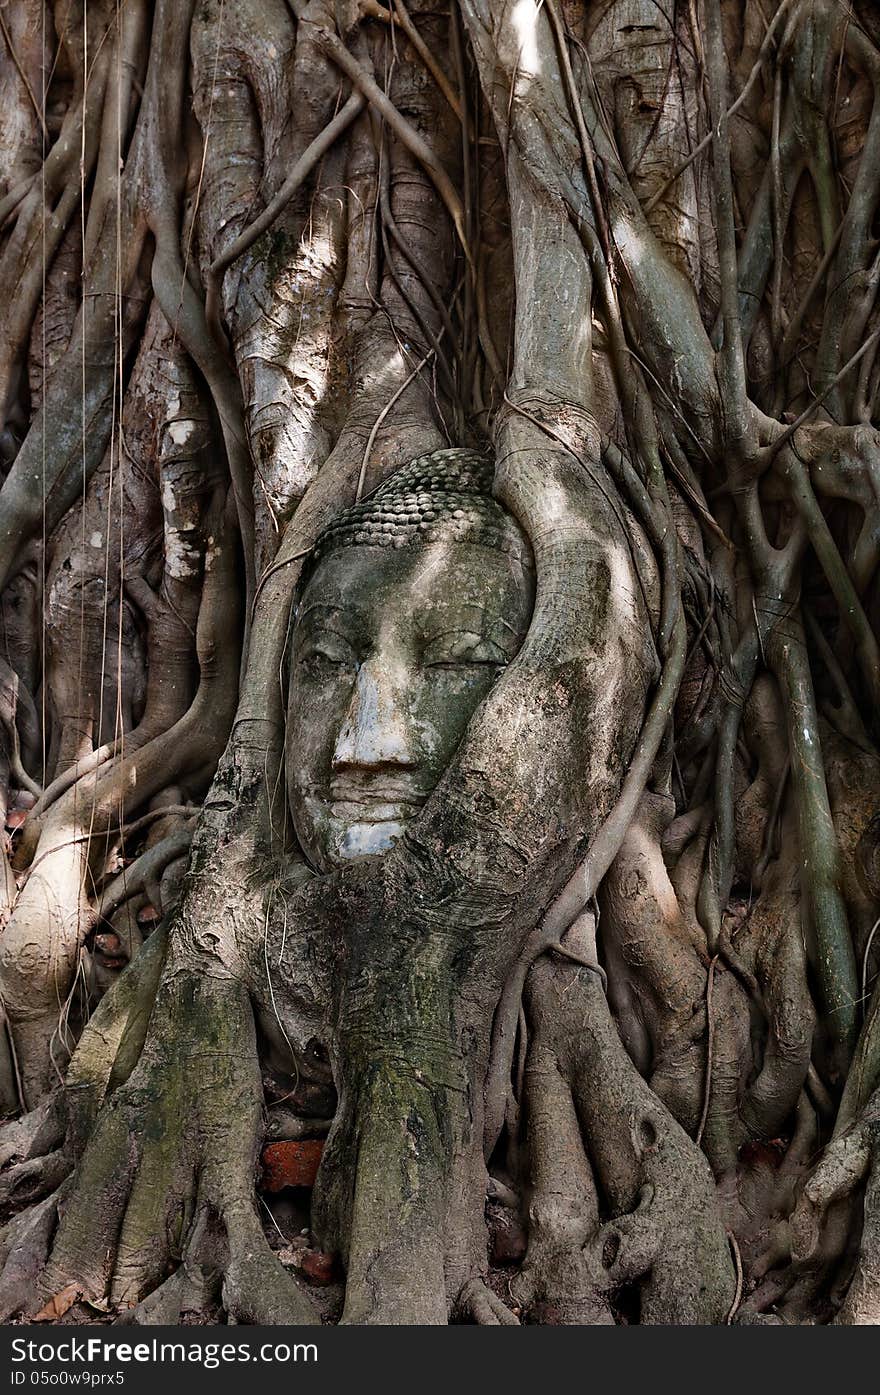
[0,1093,63,1172]
[600,790,708,1136]
[0,1188,68,1324]
[0,495,241,1106]
[33,969,317,1325]
[777,1087,880,1324]
[1,0,880,1330]
[517,955,736,1324]
[510,1033,615,1325]
[0,774,333,1324]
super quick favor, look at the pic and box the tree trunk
[0,0,880,1326]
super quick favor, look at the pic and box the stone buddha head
[285,449,535,872]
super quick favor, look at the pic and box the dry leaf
[33,1284,83,1322]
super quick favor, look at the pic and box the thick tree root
[22,972,317,1325]
[521,955,736,1323]
[0,1091,63,1170]
[601,792,707,1136]
[458,1277,519,1325]
[0,1188,65,1322]
[0,1149,68,1213]
[512,1035,615,1324]
[784,1087,880,1323]
[0,0,878,1332]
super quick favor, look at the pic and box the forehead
[295,541,532,632]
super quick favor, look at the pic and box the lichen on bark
[0,0,879,1328]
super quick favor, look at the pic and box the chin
[337,819,406,860]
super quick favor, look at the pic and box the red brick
[261,1138,324,1191]
[292,1248,337,1285]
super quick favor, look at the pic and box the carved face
[286,539,534,871]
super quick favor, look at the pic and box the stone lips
[308,447,534,569]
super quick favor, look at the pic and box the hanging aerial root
[204,91,366,345]
[316,27,473,269]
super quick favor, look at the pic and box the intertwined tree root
[1,0,880,1325]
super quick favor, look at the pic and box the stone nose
[331,658,416,770]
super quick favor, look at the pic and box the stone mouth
[328,786,428,822]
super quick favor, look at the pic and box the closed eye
[297,641,356,676]
[421,631,510,667]
[426,658,504,670]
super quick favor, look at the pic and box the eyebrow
[417,604,523,640]
[294,601,367,629]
